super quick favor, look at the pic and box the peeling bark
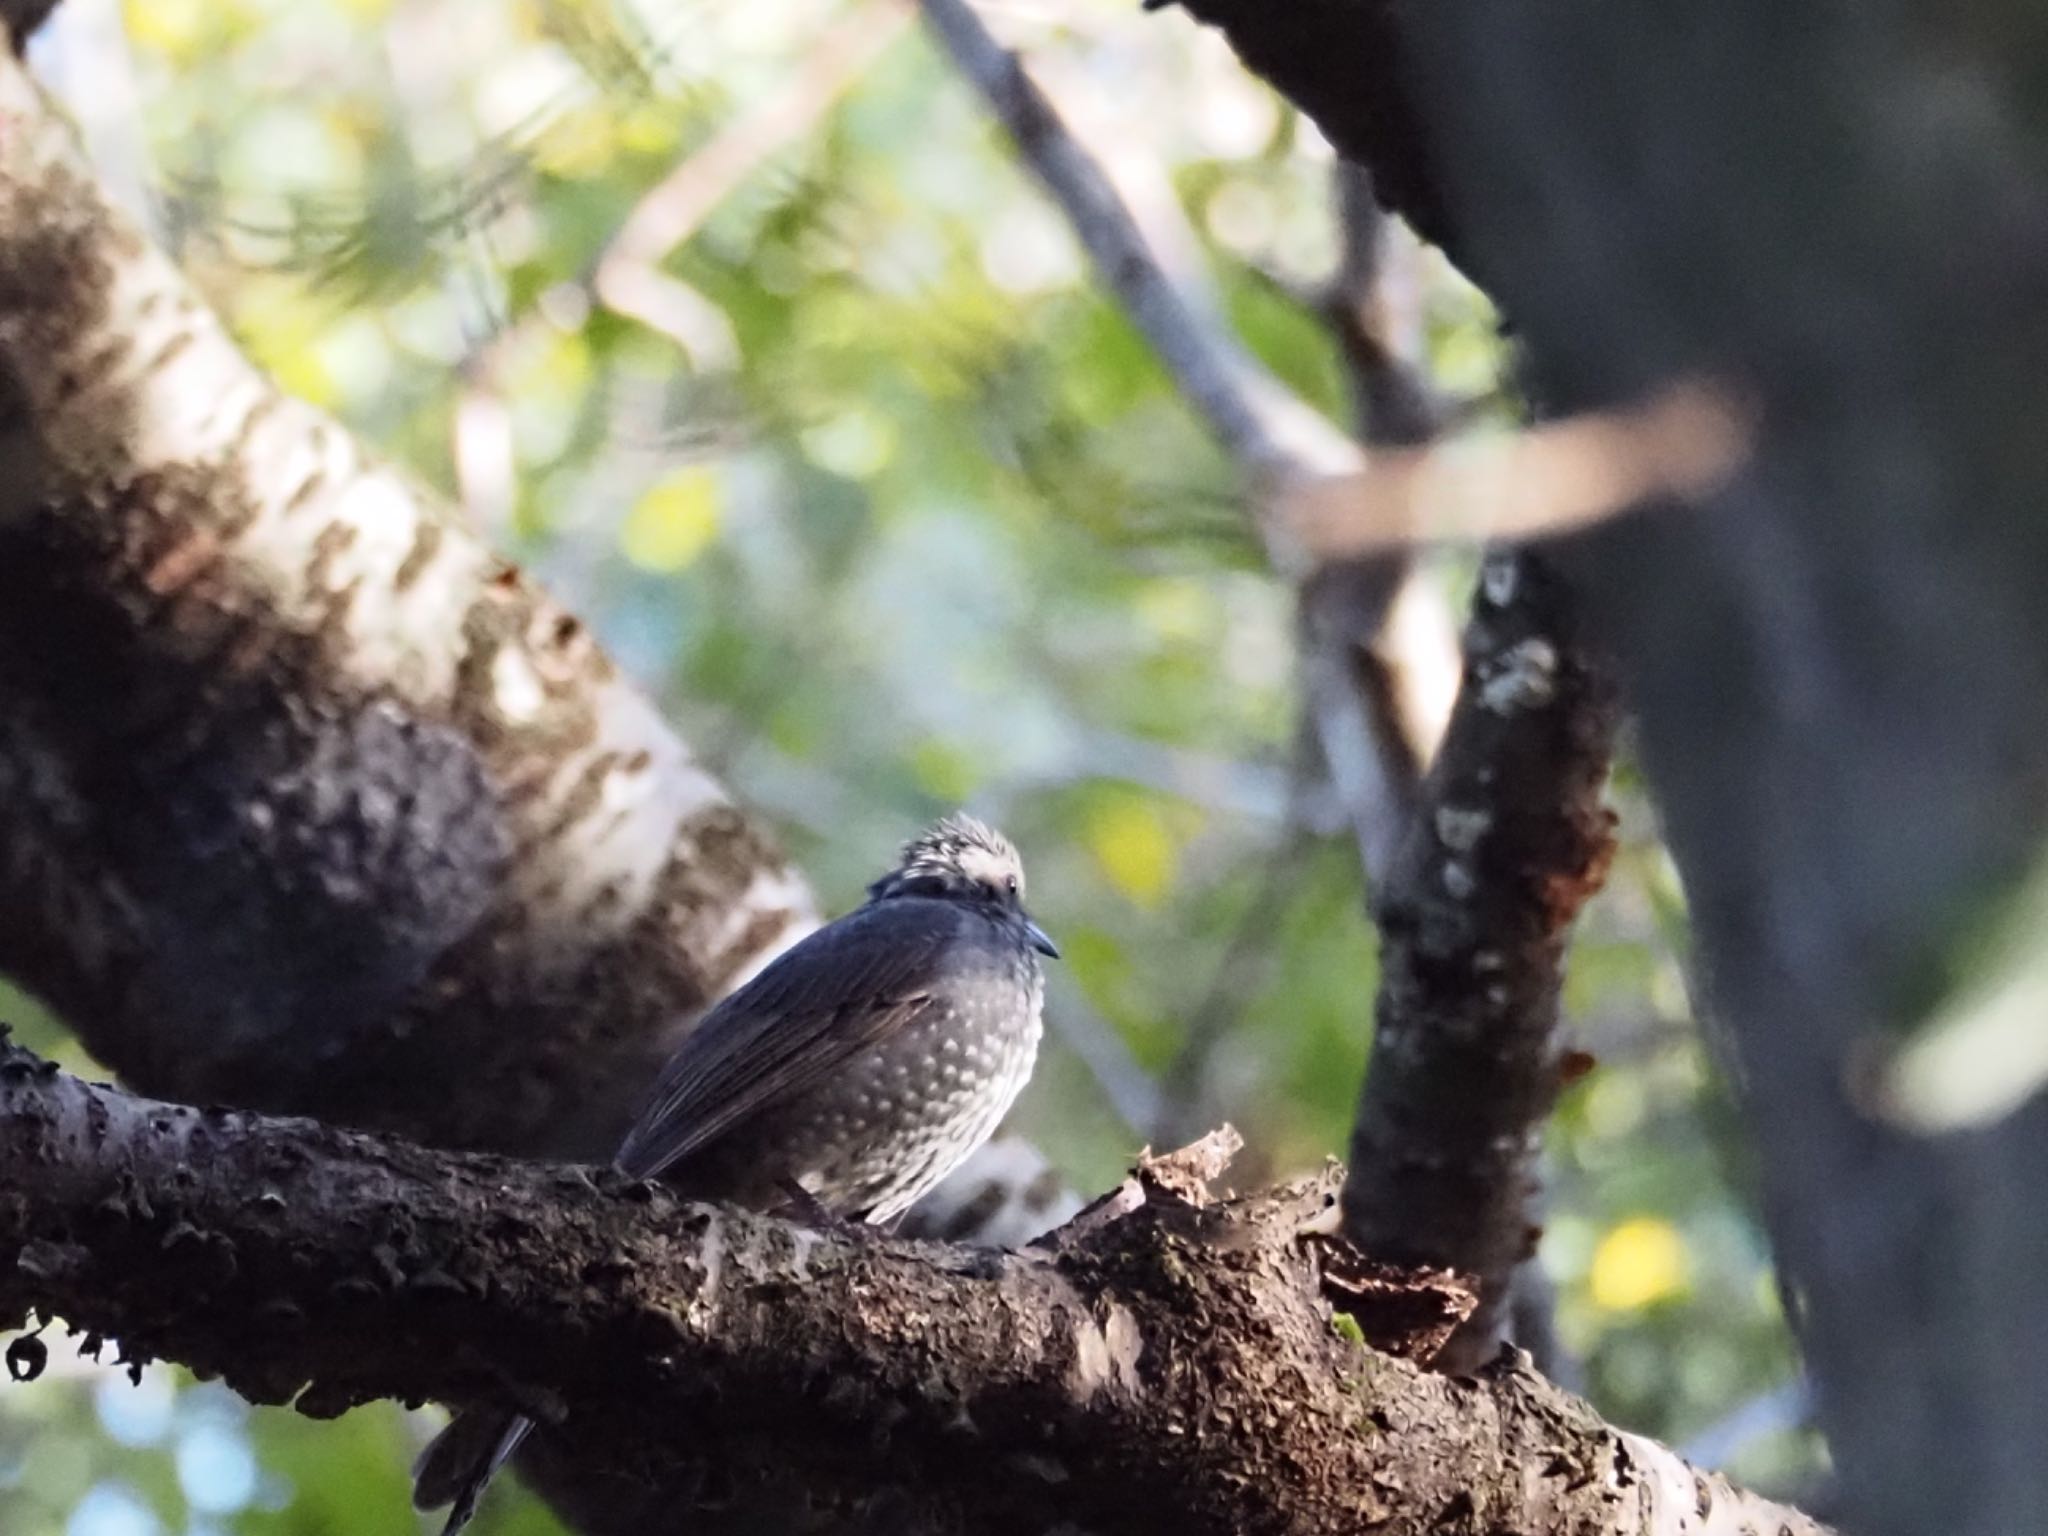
[1347,549,1619,1372]
[0,1041,1826,1536]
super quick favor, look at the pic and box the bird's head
[868,813,1060,957]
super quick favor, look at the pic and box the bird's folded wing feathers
[612,901,962,1181]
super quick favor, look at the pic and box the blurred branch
[590,0,913,340]
[1681,1378,1815,1471]
[916,0,1458,895]
[1321,162,1443,450]
[1344,549,1620,1374]
[1043,991,1164,1139]
[456,0,914,523]
[1154,816,1316,1145]
[929,2,1753,560]
[0,0,58,53]
[0,1038,1832,1536]
[919,0,1361,485]
[1301,166,1457,885]
[1276,381,1750,555]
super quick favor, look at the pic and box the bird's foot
[775,1176,854,1230]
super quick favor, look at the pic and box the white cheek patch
[955,845,1021,895]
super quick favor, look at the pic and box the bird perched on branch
[414,813,1057,1533]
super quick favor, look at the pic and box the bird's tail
[412,1407,533,1535]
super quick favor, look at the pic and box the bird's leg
[771,1177,896,1246]
[774,1175,864,1236]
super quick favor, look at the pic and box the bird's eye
[1005,873,1019,896]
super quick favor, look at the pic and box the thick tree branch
[1346,549,1619,1372]
[0,1040,1825,1536]
[1318,168,1615,1375]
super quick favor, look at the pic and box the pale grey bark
[0,40,813,1161]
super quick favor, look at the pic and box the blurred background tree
[1,0,1815,1531]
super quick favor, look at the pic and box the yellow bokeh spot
[1133,577,1213,645]
[1588,1217,1689,1312]
[1086,796,1178,909]
[233,284,339,409]
[124,0,208,58]
[910,740,978,803]
[621,468,721,573]
[533,106,621,178]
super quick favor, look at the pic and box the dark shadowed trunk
[1170,1,2048,1531]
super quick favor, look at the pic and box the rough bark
[1166,1,2048,1532]
[0,1039,1826,1536]
[1312,171,1619,1375]
[1347,549,1618,1373]
[0,28,812,1162]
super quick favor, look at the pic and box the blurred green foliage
[2,0,1818,1529]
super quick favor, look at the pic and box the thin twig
[1153,817,1316,1145]
[918,1,1750,557]
[916,0,1458,891]
[1300,166,1459,882]
[592,0,914,346]
[455,0,913,523]
[917,0,1365,492]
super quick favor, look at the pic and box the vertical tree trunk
[1166,2,2048,1531]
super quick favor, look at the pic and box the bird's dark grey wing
[612,899,964,1182]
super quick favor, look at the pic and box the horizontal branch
[0,1039,1825,1536]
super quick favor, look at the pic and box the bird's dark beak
[1026,919,1060,959]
